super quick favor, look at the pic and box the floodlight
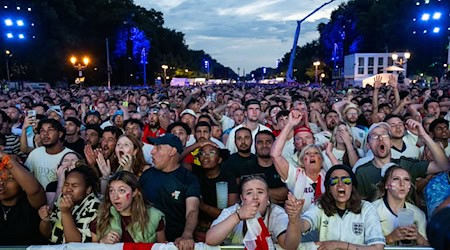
[421,13,430,21]
[4,19,13,26]
[16,20,24,26]
[18,34,24,39]
[6,33,13,38]
[432,27,440,33]
[432,12,441,20]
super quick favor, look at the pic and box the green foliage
[3,0,230,85]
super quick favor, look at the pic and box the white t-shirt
[220,115,235,132]
[283,162,326,213]
[185,134,225,148]
[142,143,154,165]
[391,133,420,159]
[372,199,427,245]
[25,147,74,188]
[226,124,271,154]
[211,203,288,245]
[302,201,385,246]
[322,147,365,170]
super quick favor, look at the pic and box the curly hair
[96,171,150,239]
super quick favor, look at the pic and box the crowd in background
[1,78,450,249]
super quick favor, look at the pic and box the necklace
[1,204,12,221]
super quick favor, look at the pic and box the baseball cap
[148,133,183,154]
[180,109,196,118]
[46,108,63,118]
[65,117,81,127]
[294,126,313,135]
[367,122,391,142]
[244,99,260,109]
[84,110,101,123]
[167,121,192,135]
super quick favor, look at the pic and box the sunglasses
[198,150,218,158]
[329,176,352,186]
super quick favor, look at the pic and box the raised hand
[284,192,304,219]
[405,119,426,137]
[60,195,75,213]
[388,74,398,89]
[374,75,383,89]
[84,144,96,166]
[238,201,260,220]
[118,153,134,172]
[95,149,111,178]
[288,109,303,127]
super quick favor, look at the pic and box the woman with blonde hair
[323,121,363,169]
[271,110,326,213]
[91,171,165,243]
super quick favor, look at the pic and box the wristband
[236,207,242,220]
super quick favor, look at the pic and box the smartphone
[122,101,129,107]
[27,110,36,118]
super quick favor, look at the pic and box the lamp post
[320,73,325,84]
[70,56,89,86]
[391,52,410,66]
[4,50,12,82]
[161,64,168,86]
[204,60,210,80]
[313,61,320,83]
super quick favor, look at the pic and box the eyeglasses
[329,176,352,186]
[369,134,390,140]
[198,150,218,158]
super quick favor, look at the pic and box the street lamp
[204,60,210,80]
[4,50,12,82]
[320,73,326,84]
[161,64,168,86]
[70,56,89,85]
[313,61,320,83]
[391,52,411,66]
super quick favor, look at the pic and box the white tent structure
[362,73,411,87]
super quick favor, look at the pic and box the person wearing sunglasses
[300,165,385,250]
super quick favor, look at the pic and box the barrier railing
[0,243,435,250]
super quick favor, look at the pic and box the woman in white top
[271,109,326,213]
[372,165,428,246]
[205,175,303,249]
[323,122,363,169]
[301,165,385,250]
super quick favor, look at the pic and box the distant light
[423,29,428,33]
[16,20,24,26]
[27,7,31,11]
[413,18,416,21]
[3,5,7,9]
[32,35,35,38]
[4,19,13,26]
[18,34,24,39]
[413,31,417,34]
[433,27,440,33]
[31,23,34,26]
[16,6,20,10]
[6,33,13,38]
[416,1,420,5]
[424,0,429,3]
[432,12,441,20]
[421,13,430,21]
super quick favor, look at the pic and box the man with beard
[84,110,102,126]
[24,119,73,188]
[84,124,102,149]
[239,130,287,206]
[99,126,122,171]
[342,103,366,150]
[226,99,271,154]
[429,118,450,157]
[222,127,256,182]
[63,117,85,156]
[384,114,420,159]
[142,107,167,143]
[355,121,448,201]
[6,106,22,136]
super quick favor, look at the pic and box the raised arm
[279,193,304,250]
[406,119,449,173]
[271,110,303,181]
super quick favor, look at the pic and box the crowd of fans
[1,77,450,249]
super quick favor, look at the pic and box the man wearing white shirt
[384,114,420,159]
[226,99,271,154]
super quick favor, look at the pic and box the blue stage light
[6,33,13,38]
[432,27,440,33]
[421,13,430,21]
[432,12,441,20]
[4,19,13,26]
[16,20,24,26]
[18,34,24,39]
